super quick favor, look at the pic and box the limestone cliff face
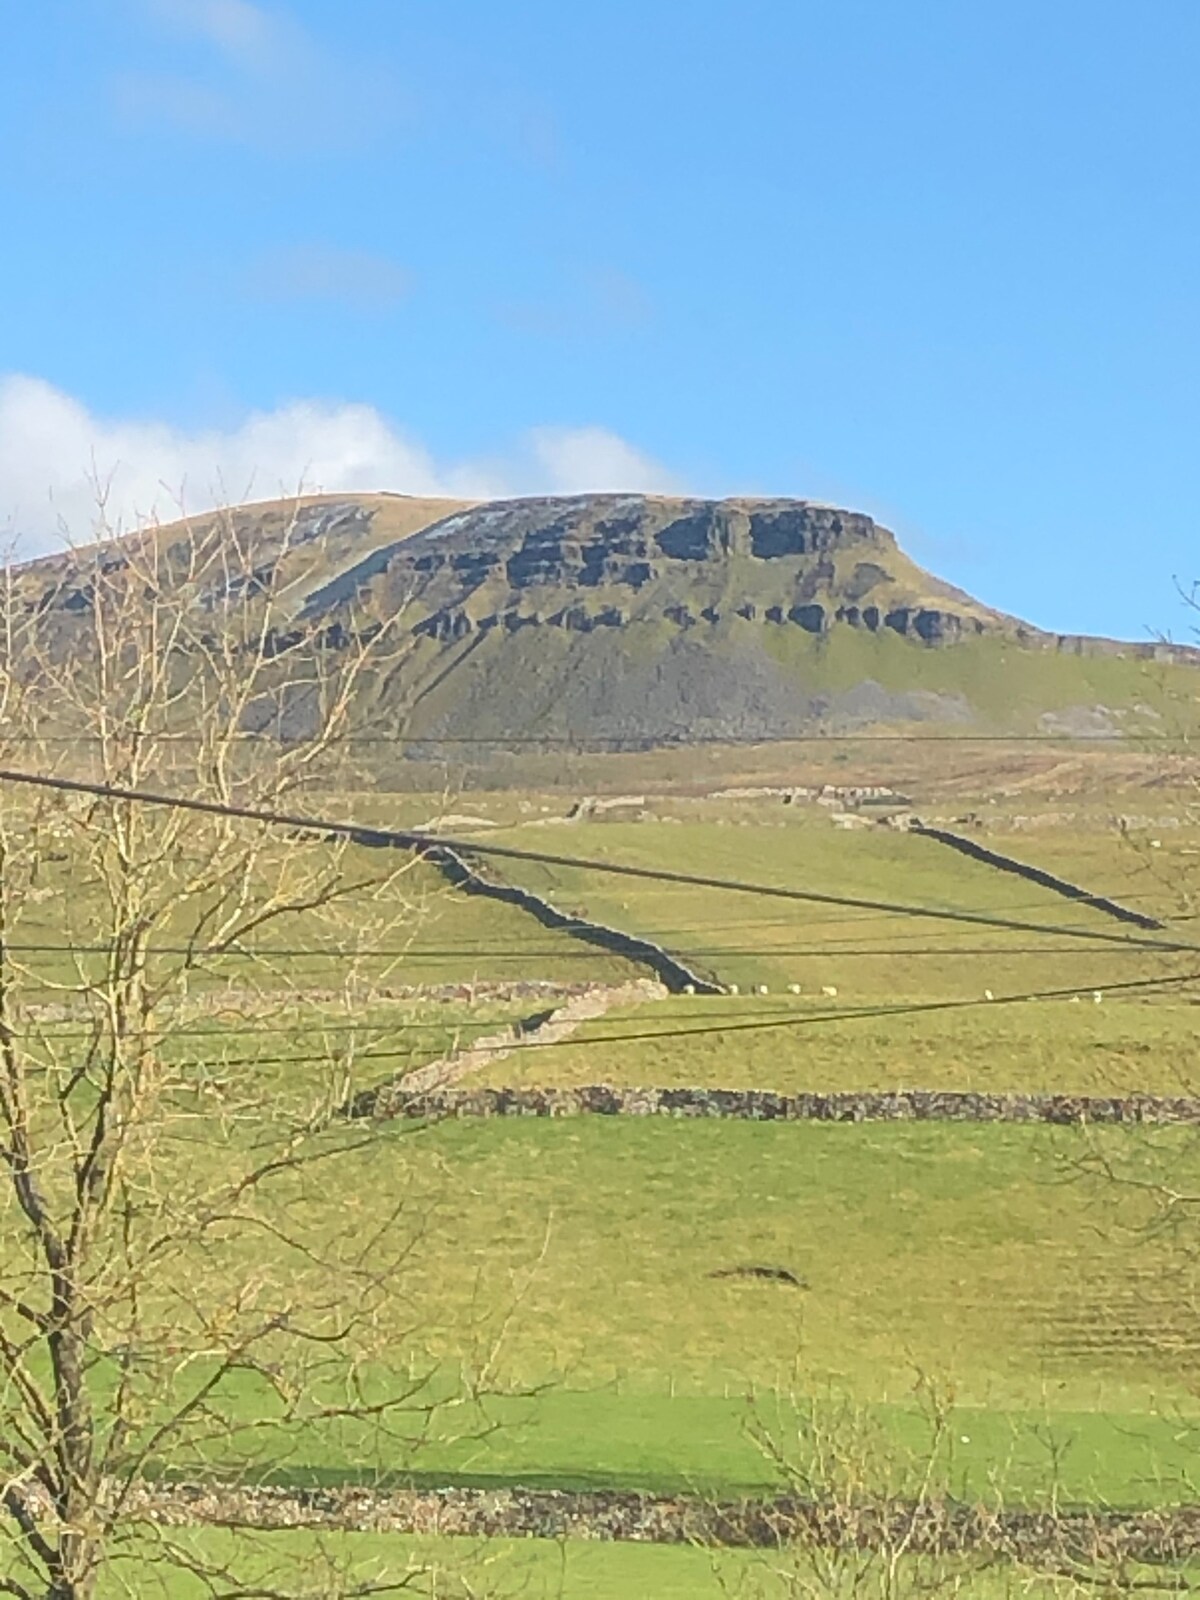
[13,491,1196,746]
[301,494,1011,649]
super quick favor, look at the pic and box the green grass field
[79,1529,1195,1600]
[479,992,1200,1096]
[4,763,1199,1596]
[119,1118,1196,1508]
[171,1383,1197,1507]
[8,839,643,995]
[465,815,1196,1005]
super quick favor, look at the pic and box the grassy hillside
[348,614,1200,749]
[2,733,1197,1598]
[14,492,469,618]
[13,490,1200,749]
[96,1117,1197,1503]
[468,813,1191,992]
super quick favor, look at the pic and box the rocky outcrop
[880,607,980,642]
[395,596,994,646]
[299,494,1010,653]
[746,504,877,559]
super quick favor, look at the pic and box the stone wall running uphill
[348,829,721,995]
[911,824,1164,930]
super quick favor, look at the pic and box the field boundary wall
[348,828,722,995]
[362,1083,1200,1125]
[126,1482,1200,1559]
[911,824,1165,929]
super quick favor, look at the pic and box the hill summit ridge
[11,490,1198,747]
[301,492,1010,649]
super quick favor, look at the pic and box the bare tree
[718,1378,985,1600]
[1072,579,1200,1313]
[0,497,500,1598]
[724,1376,1198,1599]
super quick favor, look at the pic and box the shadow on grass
[148,1463,781,1497]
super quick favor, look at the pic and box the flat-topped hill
[11,491,1197,746]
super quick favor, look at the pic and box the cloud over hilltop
[0,375,683,555]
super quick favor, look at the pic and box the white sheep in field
[821,985,838,999]
[788,983,802,995]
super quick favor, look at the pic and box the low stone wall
[911,824,1165,930]
[349,980,668,1111]
[366,1084,1200,1126]
[348,828,721,995]
[125,1483,1200,1561]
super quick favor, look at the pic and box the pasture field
[459,815,1197,999]
[67,1530,1199,1600]
[480,992,1200,1096]
[6,831,642,994]
[5,746,1199,1593]
[113,1119,1198,1505]
[914,817,1200,928]
[428,799,1200,1097]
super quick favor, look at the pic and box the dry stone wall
[347,828,722,995]
[125,1482,1200,1561]
[911,823,1165,929]
[350,980,668,1111]
[363,1084,1200,1126]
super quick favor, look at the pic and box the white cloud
[522,427,680,495]
[0,375,683,556]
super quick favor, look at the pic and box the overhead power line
[0,939,1184,963]
[490,968,1199,1051]
[0,765,1195,958]
[5,732,1199,747]
[130,967,1200,1073]
[14,881,1178,934]
[15,998,974,1044]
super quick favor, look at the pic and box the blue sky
[1,0,1198,638]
